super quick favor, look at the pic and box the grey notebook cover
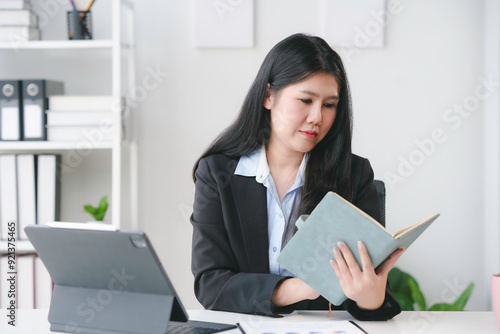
[277,192,439,305]
[24,225,188,334]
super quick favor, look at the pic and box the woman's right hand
[271,278,320,307]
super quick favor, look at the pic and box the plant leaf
[428,303,462,311]
[388,267,405,290]
[94,211,105,221]
[408,278,427,311]
[393,292,415,311]
[98,196,108,212]
[84,205,97,215]
[388,267,416,301]
[452,282,475,310]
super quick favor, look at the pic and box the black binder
[21,80,64,141]
[0,80,23,141]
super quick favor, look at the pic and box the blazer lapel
[230,174,269,273]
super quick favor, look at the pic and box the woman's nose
[307,104,322,125]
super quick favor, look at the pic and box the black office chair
[373,179,386,227]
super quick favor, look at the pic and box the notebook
[24,224,236,334]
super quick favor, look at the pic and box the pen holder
[67,10,92,40]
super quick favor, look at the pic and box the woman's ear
[263,83,274,110]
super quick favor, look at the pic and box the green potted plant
[84,195,108,222]
[388,267,474,311]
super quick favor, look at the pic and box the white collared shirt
[235,146,308,276]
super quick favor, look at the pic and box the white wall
[1,0,495,312]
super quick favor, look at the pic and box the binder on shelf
[0,80,23,141]
[36,154,61,226]
[35,254,53,309]
[17,154,37,240]
[17,253,36,309]
[21,80,64,141]
[0,154,18,240]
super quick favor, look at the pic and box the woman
[190,33,403,320]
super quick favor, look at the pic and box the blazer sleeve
[191,157,286,316]
[341,156,401,321]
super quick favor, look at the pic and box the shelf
[0,240,35,253]
[0,40,130,50]
[0,141,113,151]
[0,0,138,250]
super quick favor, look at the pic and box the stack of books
[0,0,40,42]
[46,95,115,142]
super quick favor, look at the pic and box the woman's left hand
[330,241,404,310]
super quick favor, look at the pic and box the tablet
[25,224,236,334]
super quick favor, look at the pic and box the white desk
[0,309,498,334]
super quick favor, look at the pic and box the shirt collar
[235,146,308,187]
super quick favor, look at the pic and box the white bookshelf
[0,0,138,253]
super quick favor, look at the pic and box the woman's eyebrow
[299,90,339,100]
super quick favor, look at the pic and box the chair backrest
[373,179,386,227]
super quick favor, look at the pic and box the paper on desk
[236,320,367,334]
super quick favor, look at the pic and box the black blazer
[191,153,401,320]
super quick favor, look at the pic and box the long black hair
[192,33,353,214]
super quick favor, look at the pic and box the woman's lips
[300,130,318,139]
